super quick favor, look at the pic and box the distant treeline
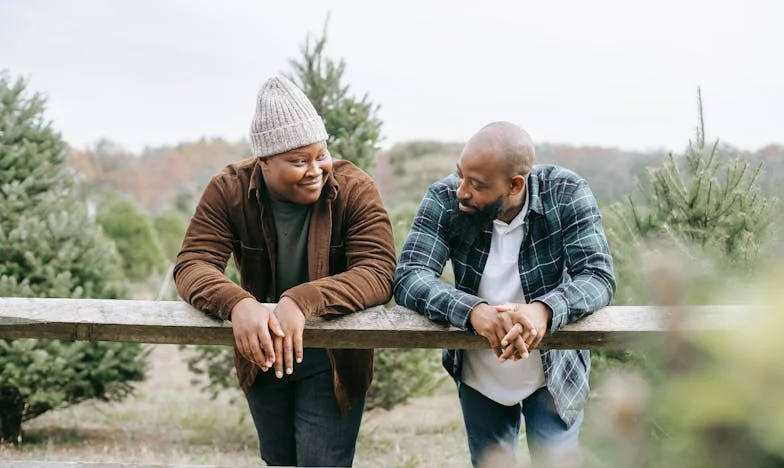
[69,138,783,214]
[375,140,784,207]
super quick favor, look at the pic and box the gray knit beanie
[249,75,328,158]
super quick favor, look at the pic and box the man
[174,75,396,467]
[393,121,615,467]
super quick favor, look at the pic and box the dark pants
[459,383,583,467]
[246,368,365,467]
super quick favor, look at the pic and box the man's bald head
[462,121,535,176]
[452,122,534,232]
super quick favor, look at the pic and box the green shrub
[96,194,166,282]
[366,348,445,411]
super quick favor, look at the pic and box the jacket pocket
[329,242,347,275]
[234,241,271,301]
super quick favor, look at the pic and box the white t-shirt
[461,198,546,406]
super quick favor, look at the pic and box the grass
[0,344,259,465]
[0,344,531,467]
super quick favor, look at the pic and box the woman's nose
[306,159,321,176]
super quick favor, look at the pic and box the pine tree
[287,17,383,172]
[605,89,777,306]
[625,89,774,260]
[0,73,147,444]
[597,92,783,468]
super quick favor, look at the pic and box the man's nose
[456,181,471,200]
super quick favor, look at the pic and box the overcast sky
[2,0,781,154]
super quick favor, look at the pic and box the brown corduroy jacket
[174,158,396,413]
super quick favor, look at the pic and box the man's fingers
[516,313,537,334]
[500,321,532,362]
[495,330,509,358]
[500,335,525,361]
[514,315,538,347]
[502,334,529,361]
[495,303,514,313]
[499,342,517,361]
[496,312,515,349]
[485,334,502,357]
[520,327,531,345]
[501,323,523,346]
[480,333,503,357]
[529,327,546,351]
[515,335,529,359]
[500,337,528,362]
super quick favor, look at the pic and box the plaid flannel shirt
[393,164,616,427]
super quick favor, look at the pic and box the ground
[0,345,533,467]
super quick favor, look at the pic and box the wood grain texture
[0,298,749,350]
[0,462,232,468]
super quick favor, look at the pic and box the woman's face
[260,141,332,205]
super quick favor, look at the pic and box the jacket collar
[526,168,544,216]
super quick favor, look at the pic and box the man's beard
[449,197,504,245]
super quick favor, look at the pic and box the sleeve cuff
[535,292,568,332]
[281,283,324,320]
[453,295,486,331]
[218,289,254,321]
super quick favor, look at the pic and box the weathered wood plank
[0,462,234,468]
[0,298,748,350]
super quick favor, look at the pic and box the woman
[174,75,396,467]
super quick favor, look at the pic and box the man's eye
[317,152,328,160]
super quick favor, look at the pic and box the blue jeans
[246,368,365,467]
[459,382,583,467]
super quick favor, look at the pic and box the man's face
[455,149,511,216]
[260,142,332,205]
[449,194,503,245]
[450,150,512,243]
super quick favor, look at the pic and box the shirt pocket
[234,241,272,301]
[329,242,347,275]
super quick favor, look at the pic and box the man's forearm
[394,270,484,329]
[535,270,614,332]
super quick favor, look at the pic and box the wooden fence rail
[0,298,753,468]
[0,298,746,349]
